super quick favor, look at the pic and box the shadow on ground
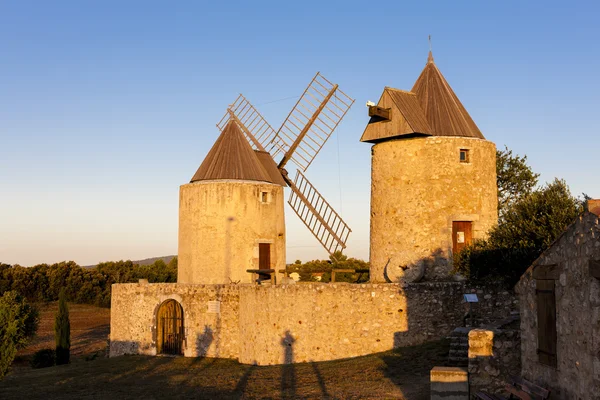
[1,340,450,400]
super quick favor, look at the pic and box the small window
[260,191,270,203]
[459,149,470,163]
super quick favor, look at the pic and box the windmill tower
[361,52,498,283]
[179,73,354,285]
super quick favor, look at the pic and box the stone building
[516,200,600,399]
[361,52,498,282]
[178,120,286,285]
[110,57,513,366]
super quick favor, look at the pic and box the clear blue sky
[1,1,599,266]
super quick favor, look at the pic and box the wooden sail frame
[272,72,354,172]
[288,170,351,255]
[216,73,354,255]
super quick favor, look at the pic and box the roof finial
[428,35,434,64]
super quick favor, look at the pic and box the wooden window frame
[260,191,270,204]
[459,148,470,163]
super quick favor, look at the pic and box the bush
[453,179,583,287]
[30,349,55,369]
[0,291,39,378]
[287,252,370,283]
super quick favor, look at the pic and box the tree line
[0,258,177,308]
[287,251,370,283]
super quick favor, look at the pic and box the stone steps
[447,327,471,367]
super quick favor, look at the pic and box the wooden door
[157,299,184,355]
[258,243,271,280]
[259,243,271,269]
[452,221,472,254]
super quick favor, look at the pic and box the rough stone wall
[516,212,600,399]
[178,180,285,284]
[463,287,518,327]
[468,321,521,395]
[110,283,240,359]
[110,281,517,365]
[369,136,498,282]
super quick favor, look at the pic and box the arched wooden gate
[157,299,184,355]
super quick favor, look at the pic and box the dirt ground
[5,302,450,399]
[14,302,110,366]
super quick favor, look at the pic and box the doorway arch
[157,299,184,355]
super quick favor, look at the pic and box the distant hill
[132,255,176,266]
[85,255,176,268]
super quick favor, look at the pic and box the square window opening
[261,191,270,203]
[460,149,470,163]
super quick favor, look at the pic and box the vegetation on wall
[454,147,585,287]
[0,291,39,378]
[0,257,177,308]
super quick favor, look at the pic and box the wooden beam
[277,83,338,170]
[532,264,562,280]
[287,178,345,253]
[368,105,391,121]
[228,109,266,152]
[246,269,276,284]
[590,260,600,279]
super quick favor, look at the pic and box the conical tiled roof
[360,52,485,143]
[190,121,276,183]
[411,51,484,139]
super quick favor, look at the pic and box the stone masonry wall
[369,136,498,282]
[468,320,521,396]
[516,212,600,400]
[110,281,517,365]
[178,180,286,285]
[110,283,240,359]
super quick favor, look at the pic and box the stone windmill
[361,52,498,283]
[178,73,354,285]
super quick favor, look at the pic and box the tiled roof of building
[191,121,280,184]
[385,88,432,134]
[360,51,484,143]
[411,52,484,139]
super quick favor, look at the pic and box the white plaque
[457,232,465,243]
[463,294,478,303]
[207,301,221,314]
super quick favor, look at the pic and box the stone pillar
[468,328,521,395]
[430,366,469,400]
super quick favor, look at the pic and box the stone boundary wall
[110,281,518,365]
[110,283,240,359]
[468,320,521,396]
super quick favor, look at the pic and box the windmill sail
[215,73,354,257]
[288,170,351,255]
[217,94,286,153]
[273,73,354,171]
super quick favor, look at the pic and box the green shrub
[0,291,39,378]
[286,252,369,283]
[453,179,583,287]
[30,349,55,369]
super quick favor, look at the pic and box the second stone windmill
[178,73,354,285]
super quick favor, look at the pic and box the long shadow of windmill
[216,73,355,261]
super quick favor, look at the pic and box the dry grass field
[4,302,450,399]
[13,302,110,367]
